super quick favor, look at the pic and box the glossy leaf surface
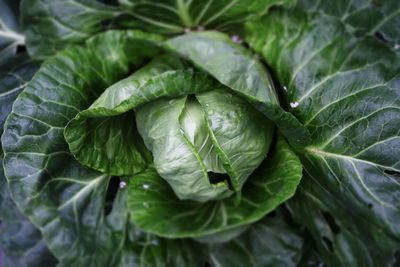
[118,0,296,33]
[1,30,174,266]
[166,31,311,145]
[246,9,400,266]
[1,156,57,266]
[20,0,118,59]
[127,136,302,238]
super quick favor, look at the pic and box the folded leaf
[65,55,217,176]
[165,31,311,145]
[127,136,302,238]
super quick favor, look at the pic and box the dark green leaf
[1,30,173,266]
[0,55,38,154]
[288,182,399,267]
[118,0,296,34]
[0,157,58,266]
[246,9,400,266]
[0,0,25,63]
[210,210,303,267]
[127,136,302,238]
[297,0,400,47]
[21,0,119,59]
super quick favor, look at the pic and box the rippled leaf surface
[118,0,296,33]
[298,0,400,46]
[1,30,190,266]
[21,0,118,59]
[246,9,400,266]
[0,55,38,153]
[0,157,58,266]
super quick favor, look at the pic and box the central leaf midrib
[306,147,399,171]
[176,0,194,27]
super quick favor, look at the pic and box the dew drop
[143,184,150,189]
[231,35,243,44]
[119,181,126,189]
[290,102,299,108]
[143,202,150,208]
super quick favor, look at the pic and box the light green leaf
[165,31,311,146]
[136,87,274,202]
[118,0,296,33]
[136,96,231,202]
[246,9,400,266]
[64,54,220,177]
[127,136,302,238]
[196,88,274,191]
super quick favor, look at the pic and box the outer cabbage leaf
[1,156,58,267]
[126,136,302,238]
[1,30,202,266]
[246,9,400,266]
[298,0,400,47]
[209,210,303,267]
[20,0,119,59]
[0,0,25,63]
[288,181,398,267]
[166,31,311,146]
[0,1,57,264]
[0,55,38,153]
[118,0,296,34]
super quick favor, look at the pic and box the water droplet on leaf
[119,181,126,189]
